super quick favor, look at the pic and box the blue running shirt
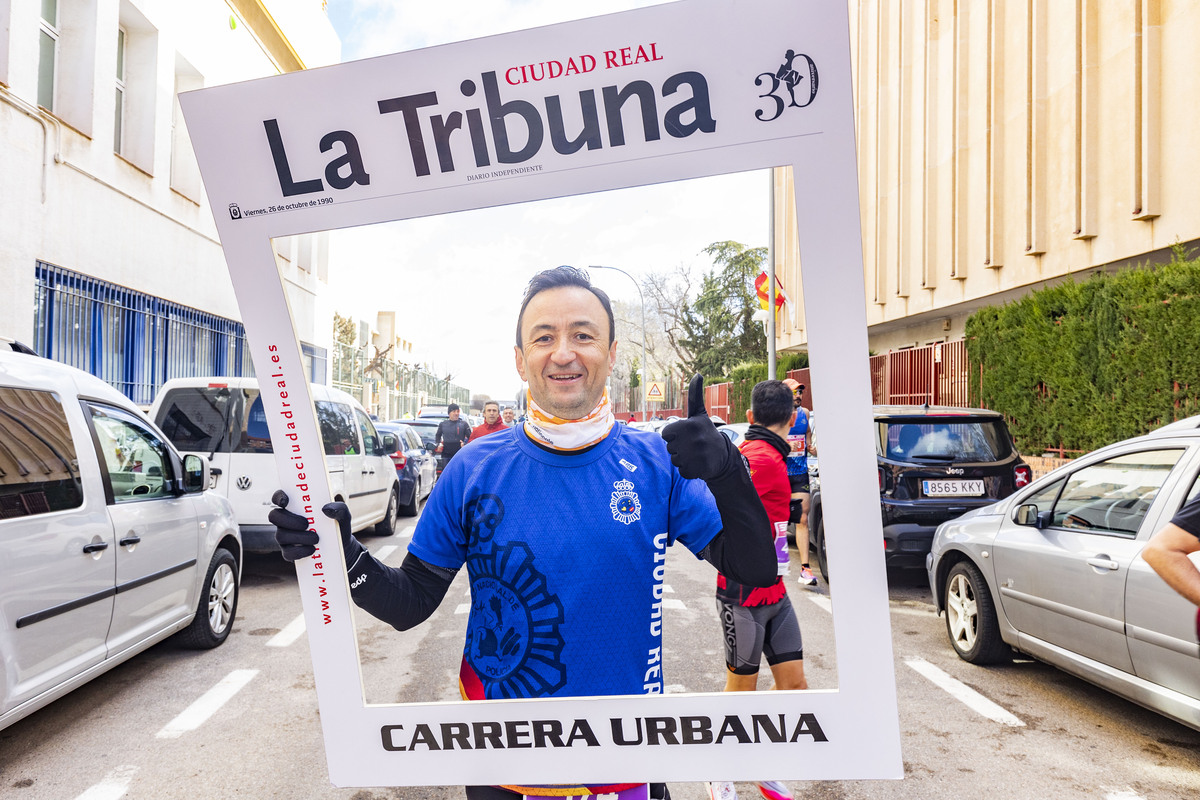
[785,407,810,477]
[408,423,722,699]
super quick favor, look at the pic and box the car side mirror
[181,454,208,494]
[1014,503,1052,529]
[380,433,397,454]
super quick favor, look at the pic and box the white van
[150,378,401,551]
[0,349,241,731]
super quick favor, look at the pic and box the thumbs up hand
[661,374,736,481]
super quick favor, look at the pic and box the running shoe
[707,781,738,800]
[798,566,818,586]
[756,781,792,800]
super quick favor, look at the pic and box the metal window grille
[33,262,253,405]
[330,340,470,420]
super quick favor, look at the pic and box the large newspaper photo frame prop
[180,0,901,787]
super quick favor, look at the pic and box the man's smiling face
[515,286,617,420]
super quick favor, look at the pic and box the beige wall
[776,0,1200,355]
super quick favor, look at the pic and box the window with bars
[32,262,255,405]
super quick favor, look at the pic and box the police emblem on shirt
[609,479,642,525]
[464,541,566,698]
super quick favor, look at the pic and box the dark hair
[751,380,795,428]
[515,266,615,348]
[447,403,460,413]
[484,400,499,410]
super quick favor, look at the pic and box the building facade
[0,0,339,404]
[774,1,1200,356]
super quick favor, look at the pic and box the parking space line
[266,614,306,647]
[374,545,399,562]
[890,605,937,618]
[155,669,259,739]
[806,594,833,613]
[905,658,1024,726]
[74,765,138,800]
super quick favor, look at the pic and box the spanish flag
[755,270,790,310]
[755,271,796,328]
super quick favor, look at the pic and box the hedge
[966,248,1200,453]
[727,352,809,423]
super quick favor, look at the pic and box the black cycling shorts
[716,595,804,676]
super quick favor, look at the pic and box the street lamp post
[589,264,648,421]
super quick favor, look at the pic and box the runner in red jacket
[708,379,808,800]
[468,400,506,442]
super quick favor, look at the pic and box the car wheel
[400,478,420,517]
[814,517,830,584]
[176,548,238,650]
[376,487,399,535]
[943,560,1010,664]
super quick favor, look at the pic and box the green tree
[679,241,768,380]
[333,312,357,347]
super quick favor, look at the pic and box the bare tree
[641,264,696,367]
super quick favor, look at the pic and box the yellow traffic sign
[645,381,666,403]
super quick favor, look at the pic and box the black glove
[268,490,353,562]
[661,374,737,482]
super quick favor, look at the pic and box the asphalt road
[3,511,1200,800]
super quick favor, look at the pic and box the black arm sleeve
[343,537,457,631]
[698,451,777,588]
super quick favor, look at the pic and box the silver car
[1,349,242,731]
[926,418,1200,731]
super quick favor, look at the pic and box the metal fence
[330,341,470,420]
[33,262,254,405]
[698,339,976,424]
[869,339,973,406]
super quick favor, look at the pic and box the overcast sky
[321,0,768,401]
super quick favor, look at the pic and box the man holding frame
[272,265,777,799]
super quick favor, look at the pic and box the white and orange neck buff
[523,389,615,451]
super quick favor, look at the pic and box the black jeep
[807,405,1030,581]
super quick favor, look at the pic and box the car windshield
[404,420,440,447]
[155,386,359,456]
[878,418,1014,462]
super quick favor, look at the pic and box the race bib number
[786,433,806,453]
[529,786,651,800]
[774,520,790,575]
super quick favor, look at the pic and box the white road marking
[664,684,688,693]
[890,605,937,618]
[155,669,259,739]
[455,603,471,614]
[1104,791,1146,800]
[662,584,675,593]
[396,524,416,538]
[663,598,686,610]
[374,545,399,562]
[905,658,1024,727]
[806,594,833,613]
[74,765,138,800]
[266,614,306,647]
